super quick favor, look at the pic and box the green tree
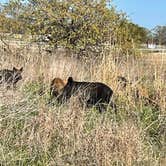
[110,15,148,53]
[0,0,26,33]
[153,26,166,45]
[1,0,149,56]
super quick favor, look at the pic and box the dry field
[0,41,165,165]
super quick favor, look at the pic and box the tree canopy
[153,26,166,45]
[0,0,149,56]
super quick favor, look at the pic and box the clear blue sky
[0,0,6,3]
[113,0,166,29]
[0,0,166,29]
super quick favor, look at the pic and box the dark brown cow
[56,77,116,113]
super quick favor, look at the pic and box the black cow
[57,77,116,113]
[0,67,23,89]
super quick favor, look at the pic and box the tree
[1,0,149,56]
[18,0,119,56]
[153,26,166,45]
[110,14,148,52]
[0,0,26,33]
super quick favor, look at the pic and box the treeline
[152,26,166,45]
[1,0,163,56]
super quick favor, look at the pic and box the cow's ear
[68,77,73,84]
[19,67,23,72]
[13,67,17,72]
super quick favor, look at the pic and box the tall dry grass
[0,41,165,165]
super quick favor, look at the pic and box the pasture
[0,41,165,165]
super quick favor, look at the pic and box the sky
[0,0,166,30]
[0,0,6,4]
[112,0,166,30]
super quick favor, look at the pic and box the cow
[0,67,23,89]
[56,77,116,113]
